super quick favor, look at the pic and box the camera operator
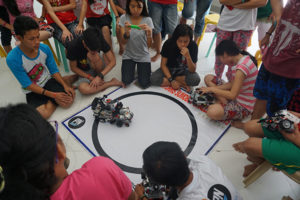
[233,111,300,178]
[141,141,242,200]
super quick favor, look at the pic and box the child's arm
[280,122,300,148]
[50,0,76,12]
[102,50,116,76]
[120,20,131,45]
[109,0,120,23]
[41,0,73,42]
[76,0,87,34]
[181,47,196,73]
[139,24,152,48]
[202,70,246,100]
[0,18,13,31]
[115,5,126,15]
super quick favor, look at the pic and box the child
[6,16,76,119]
[114,0,126,55]
[76,0,119,48]
[142,141,242,200]
[42,0,78,46]
[233,112,300,177]
[150,24,200,92]
[119,0,153,89]
[199,40,258,121]
[0,104,143,200]
[67,27,123,95]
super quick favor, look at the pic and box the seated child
[119,0,153,89]
[0,103,141,200]
[6,16,76,119]
[114,0,126,54]
[67,27,123,95]
[142,141,242,200]
[199,40,258,121]
[150,24,200,92]
[233,112,300,177]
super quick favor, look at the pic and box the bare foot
[232,142,245,153]
[151,53,160,62]
[243,163,258,177]
[110,78,125,88]
[231,120,245,130]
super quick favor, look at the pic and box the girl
[42,0,79,46]
[0,104,145,200]
[119,0,153,89]
[0,0,54,41]
[76,0,120,48]
[199,40,258,121]
[150,24,200,92]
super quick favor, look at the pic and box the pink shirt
[232,55,258,112]
[0,0,36,25]
[263,0,300,79]
[51,157,132,200]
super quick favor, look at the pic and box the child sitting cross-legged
[198,40,258,122]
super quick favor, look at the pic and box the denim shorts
[50,20,80,47]
[148,1,178,34]
[253,64,300,116]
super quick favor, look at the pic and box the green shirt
[257,0,272,19]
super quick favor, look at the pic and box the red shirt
[86,0,110,18]
[150,0,177,4]
[263,0,300,79]
[46,0,77,24]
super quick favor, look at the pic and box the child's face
[218,53,234,66]
[129,0,143,17]
[17,29,40,51]
[176,36,190,50]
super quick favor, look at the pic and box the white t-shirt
[177,157,243,200]
[217,7,257,31]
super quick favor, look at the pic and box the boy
[142,141,242,200]
[6,16,76,119]
[67,27,123,95]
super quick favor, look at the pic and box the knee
[186,74,201,86]
[150,75,162,86]
[204,74,215,86]
[78,84,90,95]
[241,138,258,154]
[207,105,224,120]
[244,120,262,137]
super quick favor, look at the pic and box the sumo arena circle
[92,91,198,174]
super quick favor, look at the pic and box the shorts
[253,64,300,116]
[0,6,12,46]
[261,122,300,174]
[87,14,112,31]
[26,78,65,108]
[148,1,178,34]
[222,100,251,120]
[50,20,79,48]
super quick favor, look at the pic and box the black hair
[0,104,57,200]
[215,40,257,66]
[126,0,149,17]
[3,0,20,17]
[13,16,39,37]
[82,27,104,51]
[171,24,193,43]
[142,141,190,187]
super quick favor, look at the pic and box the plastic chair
[0,45,7,58]
[196,14,220,57]
[177,1,184,11]
[54,39,69,72]
[255,49,262,68]
[110,7,116,37]
[43,39,60,66]
[243,161,300,188]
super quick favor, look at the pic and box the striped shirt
[232,55,258,112]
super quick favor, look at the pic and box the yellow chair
[43,39,60,66]
[243,161,300,188]
[0,45,7,58]
[177,1,184,12]
[255,50,263,68]
[197,13,220,46]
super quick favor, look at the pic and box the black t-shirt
[161,39,198,76]
[66,35,110,71]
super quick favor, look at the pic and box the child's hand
[62,29,73,43]
[75,24,84,34]
[171,80,181,90]
[124,21,131,34]
[139,24,152,38]
[280,123,300,148]
[180,47,190,58]
[198,87,212,94]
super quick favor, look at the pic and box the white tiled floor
[1,3,299,198]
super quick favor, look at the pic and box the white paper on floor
[62,85,230,183]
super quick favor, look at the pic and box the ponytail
[241,50,257,67]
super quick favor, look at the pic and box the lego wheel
[91,98,99,110]
[116,119,123,127]
[99,118,105,123]
[110,119,116,124]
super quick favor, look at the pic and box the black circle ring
[92,91,198,174]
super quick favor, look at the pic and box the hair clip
[0,166,5,193]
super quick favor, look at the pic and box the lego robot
[188,90,214,106]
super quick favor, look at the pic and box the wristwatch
[98,72,104,79]
[168,77,173,83]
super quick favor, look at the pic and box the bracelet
[42,89,46,95]
[266,32,272,36]
[98,72,104,79]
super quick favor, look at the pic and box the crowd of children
[0,0,299,199]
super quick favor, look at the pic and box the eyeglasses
[49,120,59,164]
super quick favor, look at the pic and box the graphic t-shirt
[161,39,198,77]
[86,0,110,18]
[6,44,59,94]
[46,0,77,24]
[232,55,258,112]
[263,0,300,79]
[50,157,132,200]
[66,35,110,71]
[178,157,243,200]
[0,0,36,25]
[119,15,154,62]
